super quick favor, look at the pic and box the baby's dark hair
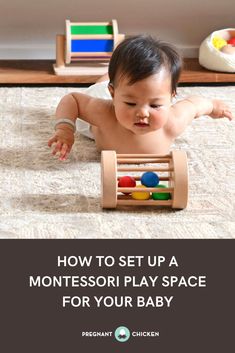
[108,35,182,94]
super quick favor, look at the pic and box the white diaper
[76,80,111,139]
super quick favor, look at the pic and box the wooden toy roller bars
[54,19,125,75]
[101,150,189,209]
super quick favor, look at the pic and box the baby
[48,35,233,160]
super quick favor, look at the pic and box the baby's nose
[137,107,150,118]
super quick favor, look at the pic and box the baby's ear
[108,82,114,98]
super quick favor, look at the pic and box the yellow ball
[131,185,150,200]
[212,36,227,50]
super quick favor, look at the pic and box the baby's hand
[48,128,74,161]
[209,99,233,120]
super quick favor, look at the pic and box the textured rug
[0,85,234,238]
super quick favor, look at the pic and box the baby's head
[108,35,182,135]
[108,35,182,94]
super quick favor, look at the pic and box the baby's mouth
[134,121,150,127]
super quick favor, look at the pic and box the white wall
[0,0,234,59]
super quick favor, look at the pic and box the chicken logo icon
[114,326,131,342]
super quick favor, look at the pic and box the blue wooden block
[71,39,114,53]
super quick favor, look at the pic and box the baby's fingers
[60,147,72,161]
[52,141,62,155]
[224,109,233,121]
[48,135,57,147]
[59,143,70,161]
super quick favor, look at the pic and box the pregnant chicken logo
[114,326,131,342]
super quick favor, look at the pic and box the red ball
[118,176,136,194]
[228,37,235,45]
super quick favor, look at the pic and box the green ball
[152,184,171,200]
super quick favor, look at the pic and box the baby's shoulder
[71,91,114,118]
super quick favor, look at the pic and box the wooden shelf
[0,59,235,84]
[181,59,235,83]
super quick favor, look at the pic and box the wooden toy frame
[54,19,125,75]
[101,150,188,209]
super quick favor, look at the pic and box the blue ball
[141,172,159,187]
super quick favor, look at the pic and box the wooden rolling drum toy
[54,19,125,75]
[101,150,188,209]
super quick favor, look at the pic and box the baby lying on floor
[48,35,233,160]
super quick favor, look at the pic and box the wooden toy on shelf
[54,19,125,75]
[101,150,188,209]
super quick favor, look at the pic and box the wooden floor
[0,59,235,84]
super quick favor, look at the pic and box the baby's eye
[124,102,136,106]
[150,104,162,109]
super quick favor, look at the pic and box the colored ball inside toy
[152,184,171,200]
[228,37,235,45]
[118,176,136,194]
[220,44,235,55]
[141,171,159,187]
[212,36,227,50]
[131,185,151,200]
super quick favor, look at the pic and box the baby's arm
[48,92,110,160]
[48,94,79,160]
[166,96,233,137]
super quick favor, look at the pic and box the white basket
[199,28,235,73]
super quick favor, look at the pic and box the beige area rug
[0,85,234,238]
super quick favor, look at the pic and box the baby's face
[109,69,173,135]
